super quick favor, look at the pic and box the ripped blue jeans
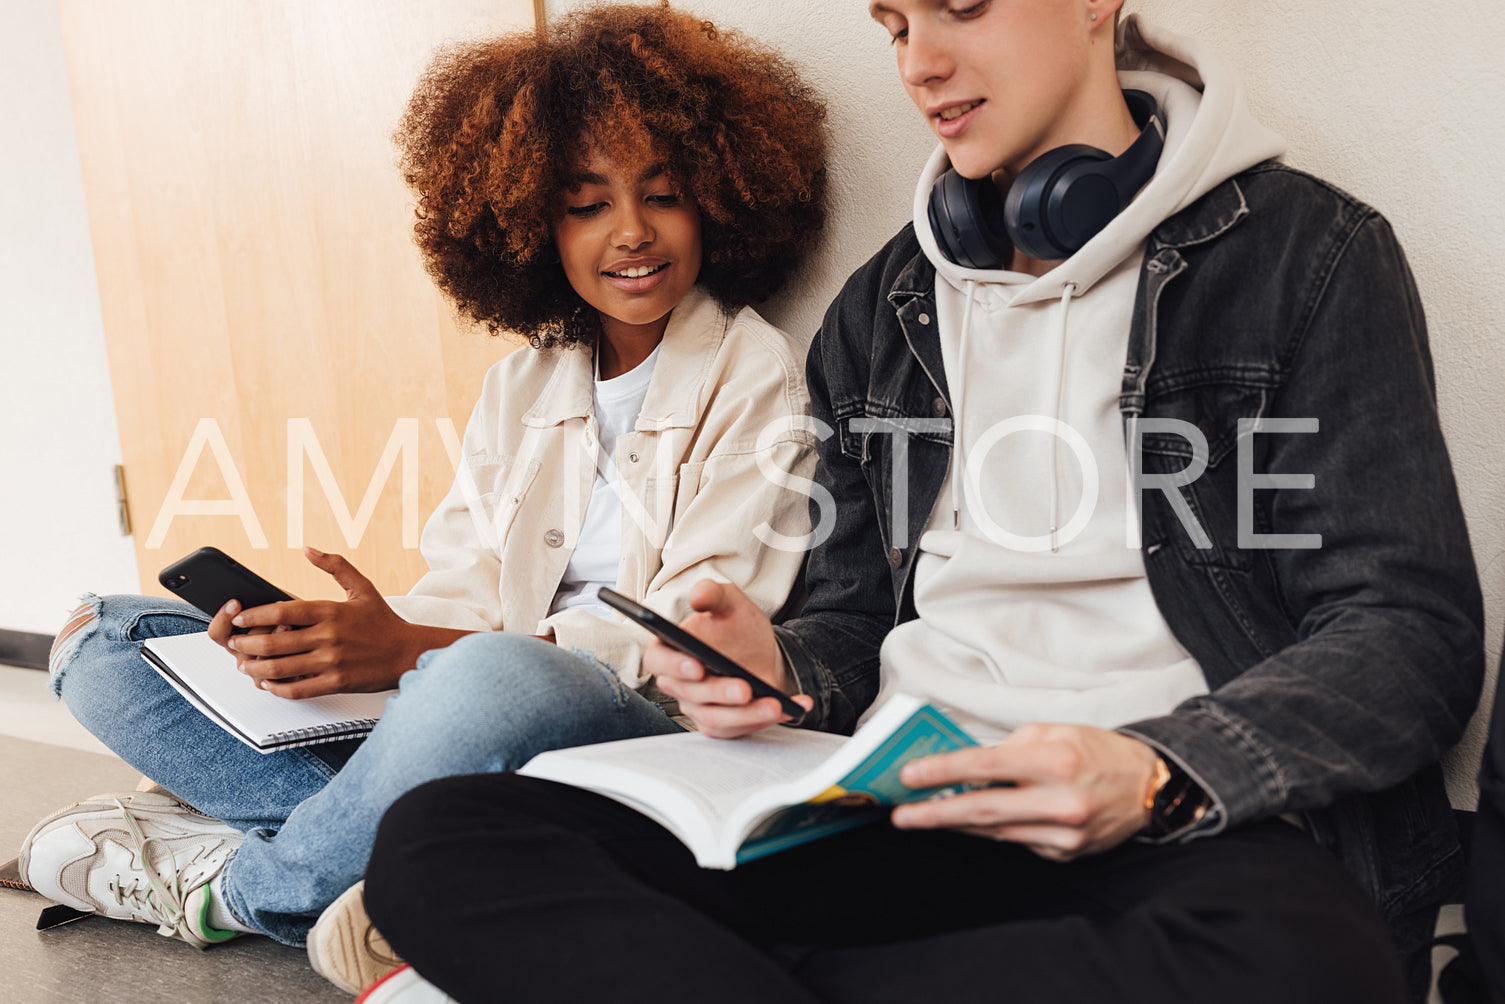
[48,593,682,946]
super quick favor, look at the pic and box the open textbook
[518,693,978,869]
[139,632,394,753]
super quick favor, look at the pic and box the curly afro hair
[395,2,828,348]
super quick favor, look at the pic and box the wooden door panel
[59,0,536,600]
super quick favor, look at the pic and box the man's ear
[1085,0,1126,31]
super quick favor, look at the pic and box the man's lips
[931,99,984,138]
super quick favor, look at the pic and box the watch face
[1152,763,1210,836]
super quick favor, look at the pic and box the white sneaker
[308,879,404,993]
[18,790,245,948]
[354,965,457,1003]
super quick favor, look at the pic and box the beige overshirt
[385,289,816,686]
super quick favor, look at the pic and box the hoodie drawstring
[1048,283,1077,552]
[950,279,978,530]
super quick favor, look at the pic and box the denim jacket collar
[1123,177,1246,414]
[1151,176,1249,249]
[886,252,935,308]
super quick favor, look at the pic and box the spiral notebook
[139,632,394,753]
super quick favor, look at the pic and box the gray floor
[0,672,346,1004]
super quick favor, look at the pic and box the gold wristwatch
[1143,755,1211,838]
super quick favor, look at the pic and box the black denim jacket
[775,162,1484,928]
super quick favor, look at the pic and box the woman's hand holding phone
[211,547,464,700]
[643,579,813,738]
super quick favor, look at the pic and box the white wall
[0,0,140,635]
[5,0,1501,799]
[544,0,1505,802]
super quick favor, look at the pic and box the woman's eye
[950,2,989,20]
[565,202,605,217]
[647,194,681,207]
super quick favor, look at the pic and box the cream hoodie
[874,18,1287,743]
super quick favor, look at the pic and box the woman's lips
[602,261,670,293]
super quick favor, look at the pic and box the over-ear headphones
[927,89,1166,267]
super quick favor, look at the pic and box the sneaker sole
[308,880,403,994]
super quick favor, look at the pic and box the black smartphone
[598,587,805,723]
[159,547,298,629]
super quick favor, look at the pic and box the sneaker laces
[105,797,205,943]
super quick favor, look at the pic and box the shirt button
[628,452,639,463]
[932,397,948,417]
[887,547,903,568]
[544,529,565,548]
[917,313,931,325]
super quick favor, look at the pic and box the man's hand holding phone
[638,580,813,738]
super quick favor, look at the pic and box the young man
[362,3,1482,1002]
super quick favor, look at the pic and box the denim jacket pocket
[845,408,951,558]
[833,402,867,462]
[1139,377,1277,571]
[1141,379,1273,467]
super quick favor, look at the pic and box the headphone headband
[1112,89,1166,202]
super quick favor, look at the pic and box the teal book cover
[736,704,977,864]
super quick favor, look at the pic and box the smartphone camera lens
[166,574,189,589]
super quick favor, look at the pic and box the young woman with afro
[21,3,828,992]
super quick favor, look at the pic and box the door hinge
[113,464,132,537]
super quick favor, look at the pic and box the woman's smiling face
[553,145,703,346]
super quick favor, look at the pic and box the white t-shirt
[549,343,662,617]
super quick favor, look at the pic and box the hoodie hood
[912,15,1287,304]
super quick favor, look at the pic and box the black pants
[1466,646,1505,1000]
[366,773,1407,1004]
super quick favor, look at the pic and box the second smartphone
[598,587,805,723]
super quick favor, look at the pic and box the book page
[518,727,848,845]
[140,633,393,749]
[518,695,980,869]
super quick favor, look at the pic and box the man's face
[870,0,1102,180]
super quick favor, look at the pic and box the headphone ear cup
[1004,145,1114,260]
[927,170,1012,270]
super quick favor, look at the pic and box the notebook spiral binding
[265,718,382,749]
